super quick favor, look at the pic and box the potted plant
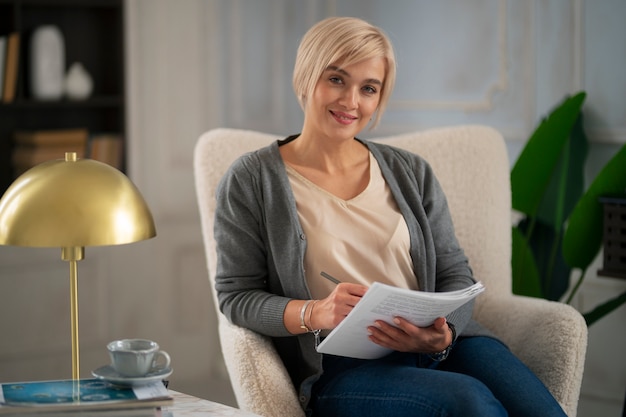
[511,91,626,325]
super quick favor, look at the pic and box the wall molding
[389,0,509,112]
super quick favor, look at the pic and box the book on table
[0,378,172,416]
[316,281,485,359]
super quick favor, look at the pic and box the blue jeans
[309,336,567,417]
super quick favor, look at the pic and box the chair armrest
[474,295,587,417]
[217,318,306,417]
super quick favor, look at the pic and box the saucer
[92,365,173,387]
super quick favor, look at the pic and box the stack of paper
[316,281,485,359]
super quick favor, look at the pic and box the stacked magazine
[0,378,172,416]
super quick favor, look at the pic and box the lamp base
[63,247,84,380]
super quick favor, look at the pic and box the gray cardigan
[214,136,493,409]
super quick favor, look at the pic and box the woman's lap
[310,336,566,417]
[438,336,566,417]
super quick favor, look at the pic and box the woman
[214,16,566,417]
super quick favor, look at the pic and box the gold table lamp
[0,152,156,379]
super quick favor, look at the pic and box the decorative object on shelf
[65,62,93,100]
[0,153,157,380]
[30,25,65,100]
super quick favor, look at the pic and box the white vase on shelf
[30,25,65,100]
[64,62,94,101]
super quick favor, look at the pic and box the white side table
[163,391,262,417]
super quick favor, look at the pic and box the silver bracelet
[299,300,312,332]
[306,300,319,332]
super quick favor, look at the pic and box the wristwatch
[428,322,456,362]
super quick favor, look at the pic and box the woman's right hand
[310,283,368,330]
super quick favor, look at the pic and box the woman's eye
[363,85,377,94]
[329,76,343,84]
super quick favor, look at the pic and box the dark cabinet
[0,0,125,192]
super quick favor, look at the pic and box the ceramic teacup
[107,339,171,378]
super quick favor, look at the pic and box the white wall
[1,1,624,415]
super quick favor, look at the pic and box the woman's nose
[339,87,358,109]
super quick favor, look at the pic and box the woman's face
[304,57,386,141]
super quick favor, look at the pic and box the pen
[320,271,341,285]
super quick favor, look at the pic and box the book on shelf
[12,146,86,171]
[2,32,19,103]
[0,35,6,98]
[11,128,90,176]
[88,133,124,169]
[316,281,485,359]
[14,128,89,147]
[0,378,172,416]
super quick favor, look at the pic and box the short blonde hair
[293,17,396,129]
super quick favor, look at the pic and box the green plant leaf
[563,143,626,270]
[511,226,543,298]
[511,92,586,217]
[583,290,626,326]
[535,114,588,229]
[516,217,571,300]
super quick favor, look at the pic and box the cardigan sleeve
[214,153,293,337]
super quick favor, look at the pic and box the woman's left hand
[367,316,451,354]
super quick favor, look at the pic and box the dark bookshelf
[0,0,125,193]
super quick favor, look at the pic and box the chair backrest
[195,128,277,305]
[375,126,512,297]
[193,125,511,416]
[195,128,305,417]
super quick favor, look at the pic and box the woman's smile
[330,110,358,125]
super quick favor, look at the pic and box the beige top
[286,152,417,301]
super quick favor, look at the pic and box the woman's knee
[313,366,507,417]
[438,373,508,417]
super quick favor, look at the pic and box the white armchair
[194,125,587,417]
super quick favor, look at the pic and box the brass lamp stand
[65,246,83,380]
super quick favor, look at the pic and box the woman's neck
[283,132,368,175]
